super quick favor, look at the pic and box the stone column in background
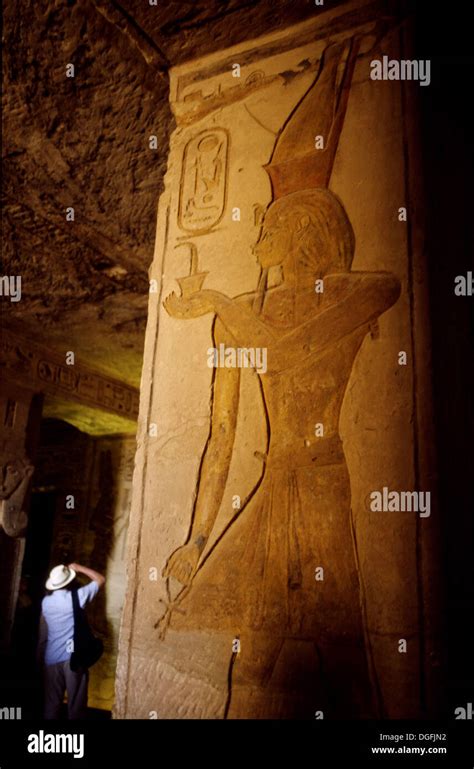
[0,380,42,652]
[83,435,136,711]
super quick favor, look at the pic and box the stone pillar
[83,435,136,711]
[116,1,438,719]
[0,380,42,652]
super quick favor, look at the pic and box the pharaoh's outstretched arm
[271,272,401,370]
[164,289,277,348]
[163,318,241,585]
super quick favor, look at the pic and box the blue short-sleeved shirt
[41,581,99,666]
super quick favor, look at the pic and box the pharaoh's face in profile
[253,204,293,269]
[253,189,356,279]
[0,458,32,499]
[0,461,22,499]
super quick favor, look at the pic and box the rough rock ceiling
[2,0,349,389]
[116,0,336,64]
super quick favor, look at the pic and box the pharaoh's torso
[230,281,369,451]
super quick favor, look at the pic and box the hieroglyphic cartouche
[178,129,229,235]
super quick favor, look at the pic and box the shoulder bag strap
[71,587,82,646]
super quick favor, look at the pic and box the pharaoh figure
[162,40,400,718]
[0,456,34,538]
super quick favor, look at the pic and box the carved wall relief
[0,382,42,651]
[116,5,433,721]
[1,330,139,421]
[178,129,229,235]
[0,457,35,537]
[154,40,400,718]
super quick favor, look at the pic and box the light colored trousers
[43,660,88,719]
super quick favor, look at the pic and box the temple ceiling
[2,0,348,388]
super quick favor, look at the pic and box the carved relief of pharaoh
[160,40,401,718]
[0,456,35,537]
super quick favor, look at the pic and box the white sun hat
[45,564,76,591]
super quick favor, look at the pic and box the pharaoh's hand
[162,542,201,584]
[163,289,230,320]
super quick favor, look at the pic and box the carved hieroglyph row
[1,329,139,421]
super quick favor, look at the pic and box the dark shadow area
[4,492,57,718]
[1,418,117,720]
[414,5,474,716]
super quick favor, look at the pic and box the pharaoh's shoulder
[323,271,400,302]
